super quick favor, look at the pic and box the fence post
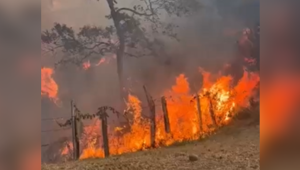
[195,94,203,134]
[208,98,218,127]
[161,96,171,133]
[101,112,110,157]
[143,85,156,148]
[71,100,80,160]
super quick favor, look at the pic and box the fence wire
[41,93,214,157]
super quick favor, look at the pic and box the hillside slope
[42,118,259,170]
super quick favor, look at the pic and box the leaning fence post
[195,94,203,134]
[143,85,156,148]
[71,100,80,160]
[161,96,171,133]
[101,112,109,157]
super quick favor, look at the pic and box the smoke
[41,0,259,161]
[0,0,41,169]
[123,0,259,92]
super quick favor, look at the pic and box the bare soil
[42,118,259,170]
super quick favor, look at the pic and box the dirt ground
[42,118,259,170]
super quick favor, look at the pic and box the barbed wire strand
[41,93,235,149]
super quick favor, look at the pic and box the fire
[61,68,259,159]
[96,58,106,66]
[41,67,59,102]
[82,56,113,69]
[79,94,151,159]
[244,57,256,65]
[82,60,91,70]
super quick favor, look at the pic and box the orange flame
[82,56,113,69]
[96,58,106,66]
[61,68,259,159]
[82,60,91,70]
[41,67,59,102]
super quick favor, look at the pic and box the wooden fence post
[161,96,171,133]
[143,85,156,148]
[71,100,80,160]
[101,112,110,157]
[195,94,203,134]
[208,98,218,127]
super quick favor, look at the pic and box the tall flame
[41,67,59,102]
[61,68,259,159]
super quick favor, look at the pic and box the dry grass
[42,117,259,170]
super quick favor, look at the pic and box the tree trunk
[116,42,125,99]
[106,0,126,101]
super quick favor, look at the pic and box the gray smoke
[0,0,41,169]
[41,0,259,162]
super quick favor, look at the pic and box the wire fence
[45,88,208,158]
[41,116,72,147]
[41,111,105,148]
[41,85,256,161]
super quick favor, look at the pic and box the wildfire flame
[40,25,260,161]
[82,60,91,70]
[41,67,59,103]
[82,56,113,70]
[60,68,259,159]
[96,58,106,66]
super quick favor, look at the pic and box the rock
[188,154,199,162]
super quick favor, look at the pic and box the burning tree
[41,0,201,99]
